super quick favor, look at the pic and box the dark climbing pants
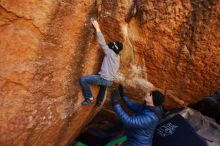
[80,75,112,99]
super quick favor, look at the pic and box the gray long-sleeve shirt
[97,32,120,81]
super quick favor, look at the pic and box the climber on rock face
[80,18,123,106]
[110,85,165,146]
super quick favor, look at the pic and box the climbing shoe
[81,98,95,105]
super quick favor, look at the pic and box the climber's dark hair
[108,41,123,54]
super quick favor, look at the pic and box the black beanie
[108,41,123,54]
[152,91,165,106]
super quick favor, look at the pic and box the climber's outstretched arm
[91,19,110,55]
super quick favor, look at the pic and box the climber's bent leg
[80,75,112,105]
[80,75,94,99]
[95,77,112,106]
[96,85,107,106]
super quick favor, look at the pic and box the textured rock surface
[0,0,219,145]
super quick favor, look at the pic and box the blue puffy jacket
[113,96,163,146]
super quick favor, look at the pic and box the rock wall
[114,0,220,108]
[0,0,219,145]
